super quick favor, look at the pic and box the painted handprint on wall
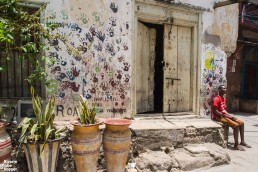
[56,56,67,66]
[107,27,114,37]
[100,82,108,91]
[96,31,105,42]
[92,12,100,22]
[56,73,67,81]
[91,73,98,83]
[61,81,80,92]
[85,32,94,42]
[94,42,103,51]
[89,27,96,36]
[116,70,122,80]
[78,42,88,54]
[121,42,128,51]
[118,55,125,62]
[105,43,116,56]
[47,9,56,19]
[110,2,118,13]
[45,1,132,117]
[109,17,117,26]
[66,71,75,80]
[71,67,80,77]
[103,62,109,71]
[60,10,69,20]
[123,62,130,71]
[80,14,89,24]
[51,66,61,74]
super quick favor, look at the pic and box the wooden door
[136,22,156,113]
[163,25,192,112]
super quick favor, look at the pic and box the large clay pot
[103,118,132,172]
[71,121,101,172]
[22,138,62,172]
[0,122,11,163]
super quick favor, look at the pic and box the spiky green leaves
[77,95,97,125]
[18,86,64,154]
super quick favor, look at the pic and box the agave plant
[77,95,97,125]
[18,87,63,153]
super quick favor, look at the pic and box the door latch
[165,77,181,85]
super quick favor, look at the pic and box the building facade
[1,0,244,120]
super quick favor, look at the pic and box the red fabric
[212,95,227,119]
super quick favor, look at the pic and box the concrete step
[134,112,199,120]
[130,118,228,151]
[128,117,229,171]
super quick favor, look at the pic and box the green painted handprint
[92,12,100,22]
[60,10,69,20]
[80,14,89,24]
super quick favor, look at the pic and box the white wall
[45,0,133,120]
[43,0,239,119]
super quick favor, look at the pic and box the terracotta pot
[103,118,132,172]
[22,138,62,172]
[0,122,11,163]
[70,121,101,172]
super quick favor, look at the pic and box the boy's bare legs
[233,126,245,151]
[239,124,252,148]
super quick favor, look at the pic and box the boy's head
[218,85,227,94]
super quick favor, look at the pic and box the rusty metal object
[103,118,132,172]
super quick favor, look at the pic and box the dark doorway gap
[140,22,164,113]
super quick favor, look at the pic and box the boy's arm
[212,106,236,120]
[212,106,225,117]
[221,110,236,120]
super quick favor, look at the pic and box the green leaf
[78,95,97,125]
[19,123,30,143]
[45,127,54,141]
[30,123,38,140]
[7,33,13,40]
[18,117,33,128]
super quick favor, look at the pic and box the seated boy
[212,85,251,151]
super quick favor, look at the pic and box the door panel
[136,22,156,113]
[163,25,178,112]
[177,26,191,111]
[163,25,192,113]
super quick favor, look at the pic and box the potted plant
[18,87,64,172]
[70,95,102,172]
[103,118,132,172]
[0,103,12,163]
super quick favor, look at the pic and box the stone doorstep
[130,118,228,150]
[92,114,226,172]
[130,118,222,130]
[54,118,227,148]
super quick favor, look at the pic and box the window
[0,7,43,98]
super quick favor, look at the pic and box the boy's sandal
[240,143,252,148]
[234,145,245,151]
